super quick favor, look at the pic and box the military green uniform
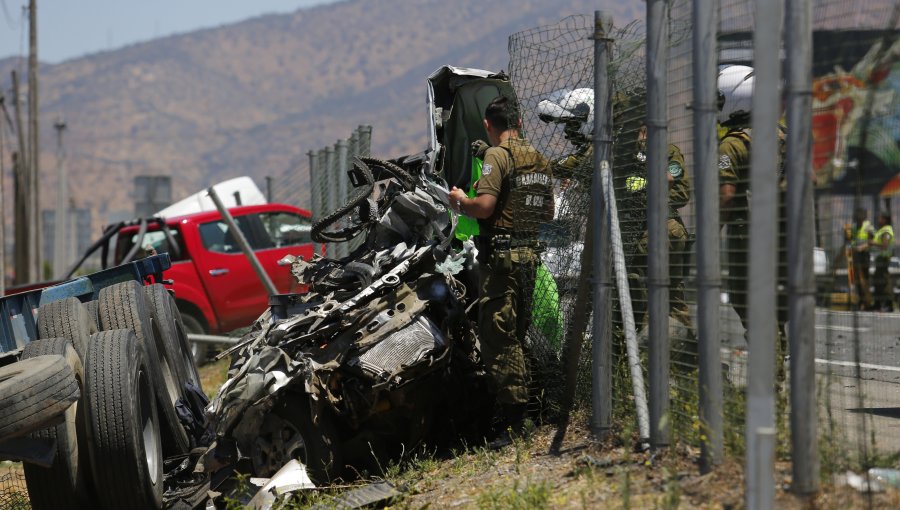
[552,143,592,181]
[718,126,789,333]
[475,137,553,406]
[718,128,752,329]
[631,145,692,332]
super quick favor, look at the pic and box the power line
[0,0,15,29]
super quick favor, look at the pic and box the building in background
[134,175,172,218]
[42,208,94,276]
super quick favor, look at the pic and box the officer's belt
[475,234,542,251]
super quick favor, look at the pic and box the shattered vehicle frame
[197,68,524,504]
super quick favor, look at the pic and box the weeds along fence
[510,0,900,503]
[270,125,373,259]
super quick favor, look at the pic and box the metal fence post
[207,187,278,297]
[359,125,373,157]
[647,0,671,449]
[786,0,818,495]
[591,10,614,439]
[308,150,321,254]
[746,0,783,507]
[322,147,339,258]
[693,0,723,473]
[308,150,319,218]
[349,131,359,181]
[336,139,349,259]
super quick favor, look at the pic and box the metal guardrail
[186,334,241,345]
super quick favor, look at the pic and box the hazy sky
[0,0,340,63]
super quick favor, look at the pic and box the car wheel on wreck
[250,396,342,485]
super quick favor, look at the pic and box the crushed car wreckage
[184,156,494,506]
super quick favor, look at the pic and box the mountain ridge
[1,0,639,234]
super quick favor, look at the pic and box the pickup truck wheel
[98,281,190,456]
[0,355,79,441]
[83,330,163,510]
[36,297,93,358]
[144,284,201,389]
[22,338,93,509]
[181,313,209,367]
[250,397,342,485]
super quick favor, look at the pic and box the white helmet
[717,65,754,124]
[537,87,594,139]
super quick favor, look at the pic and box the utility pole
[28,0,41,281]
[53,118,67,279]
[11,71,30,284]
[0,95,7,296]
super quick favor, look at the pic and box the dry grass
[375,413,900,510]
[198,356,231,399]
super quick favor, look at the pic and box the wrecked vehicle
[205,156,493,485]
[195,67,548,505]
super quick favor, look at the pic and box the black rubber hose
[120,218,148,264]
[311,157,375,244]
[358,156,416,191]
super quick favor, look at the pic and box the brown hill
[2,0,639,231]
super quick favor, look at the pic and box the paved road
[700,303,900,456]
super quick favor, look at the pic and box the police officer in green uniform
[629,137,693,340]
[718,65,789,359]
[717,65,759,332]
[449,96,554,447]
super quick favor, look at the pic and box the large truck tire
[83,330,163,510]
[36,297,93,358]
[22,338,93,509]
[98,281,190,455]
[181,312,209,367]
[83,300,100,332]
[0,355,79,441]
[144,284,201,390]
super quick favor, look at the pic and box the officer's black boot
[488,403,532,450]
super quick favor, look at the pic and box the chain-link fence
[270,126,373,259]
[807,0,900,480]
[0,465,28,510]
[509,0,900,504]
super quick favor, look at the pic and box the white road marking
[814,358,900,373]
[815,324,871,333]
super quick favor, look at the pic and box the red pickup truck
[112,203,315,360]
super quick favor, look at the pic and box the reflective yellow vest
[855,220,874,246]
[874,224,894,258]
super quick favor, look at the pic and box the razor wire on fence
[510,0,900,501]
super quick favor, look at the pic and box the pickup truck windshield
[258,212,312,248]
[198,216,256,254]
[116,229,186,262]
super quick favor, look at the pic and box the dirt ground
[196,362,900,510]
[378,417,900,510]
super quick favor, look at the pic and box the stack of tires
[18,281,200,510]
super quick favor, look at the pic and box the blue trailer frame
[0,254,171,357]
